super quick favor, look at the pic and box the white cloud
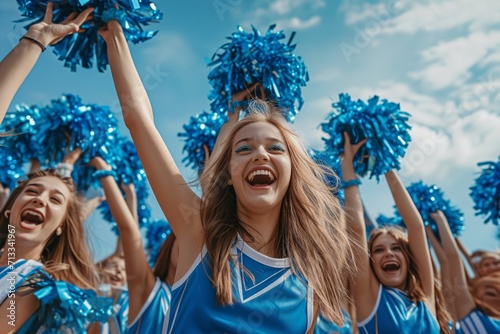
[380,0,500,34]
[409,31,500,90]
[310,67,341,83]
[343,3,392,26]
[246,0,325,31]
[267,0,326,15]
[275,16,321,30]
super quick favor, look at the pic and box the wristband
[55,163,74,178]
[342,178,362,189]
[19,36,46,52]
[92,169,116,180]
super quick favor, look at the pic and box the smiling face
[370,232,409,290]
[229,121,291,216]
[102,256,127,288]
[9,176,71,247]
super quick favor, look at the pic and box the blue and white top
[314,310,352,334]
[358,284,440,334]
[166,237,314,333]
[458,309,500,334]
[128,277,171,333]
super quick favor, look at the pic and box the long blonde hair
[200,100,353,324]
[0,169,98,290]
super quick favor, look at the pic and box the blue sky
[1,0,499,260]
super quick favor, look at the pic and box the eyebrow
[27,183,67,199]
[233,137,285,147]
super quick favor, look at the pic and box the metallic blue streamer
[0,147,25,189]
[178,111,227,173]
[21,269,113,332]
[207,24,309,122]
[470,157,500,225]
[0,103,43,164]
[15,0,163,72]
[308,149,343,202]
[321,93,412,181]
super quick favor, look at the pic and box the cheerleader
[340,133,445,333]
[100,18,353,332]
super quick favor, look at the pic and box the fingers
[43,2,53,23]
[60,12,78,25]
[72,7,94,27]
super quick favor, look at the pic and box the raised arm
[430,210,475,320]
[0,3,93,123]
[90,156,156,322]
[425,226,457,321]
[99,21,202,250]
[340,133,377,319]
[385,171,435,306]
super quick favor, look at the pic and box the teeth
[247,170,274,182]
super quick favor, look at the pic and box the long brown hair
[369,226,452,333]
[200,100,353,324]
[153,232,177,283]
[0,169,97,290]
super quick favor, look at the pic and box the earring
[56,227,62,236]
[4,210,10,219]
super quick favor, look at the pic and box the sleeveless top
[458,309,500,334]
[128,277,171,333]
[314,309,353,334]
[166,237,314,333]
[358,284,440,334]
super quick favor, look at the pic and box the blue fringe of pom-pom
[470,157,500,225]
[0,147,25,189]
[23,268,113,332]
[145,218,171,267]
[383,181,464,239]
[16,0,163,72]
[178,111,227,173]
[321,93,412,181]
[207,24,309,122]
[0,103,43,164]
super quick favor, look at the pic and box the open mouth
[246,169,275,186]
[20,210,44,226]
[382,262,400,273]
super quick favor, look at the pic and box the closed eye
[268,144,285,152]
[235,145,252,153]
[25,188,38,194]
[51,197,62,204]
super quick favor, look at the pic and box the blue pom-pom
[385,181,464,239]
[145,218,171,267]
[0,103,43,164]
[178,111,227,173]
[0,147,25,189]
[321,93,412,181]
[207,25,309,122]
[470,157,500,225]
[22,268,113,332]
[27,94,121,191]
[16,0,163,72]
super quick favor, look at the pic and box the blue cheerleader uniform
[458,309,500,334]
[128,277,171,333]
[357,284,440,334]
[314,310,353,334]
[166,236,314,333]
